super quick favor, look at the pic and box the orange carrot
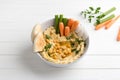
[67,19,74,28]
[71,20,79,32]
[105,15,120,29]
[117,27,120,41]
[95,19,112,30]
[65,26,70,36]
[59,22,64,36]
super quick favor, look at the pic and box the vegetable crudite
[117,27,120,41]
[32,14,89,65]
[80,7,117,29]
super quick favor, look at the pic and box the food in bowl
[32,14,88,64]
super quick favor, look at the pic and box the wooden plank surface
[0,0,120,80]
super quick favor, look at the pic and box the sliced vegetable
[59,14,63,22]
[54,15,59,34]
[63,18,68,26]
[97,7,116,19]
[95,19,112,30]
[67,19,74,28]
[65,26,70,36]
[59,22,64,36]
[71,20,79,32]
[95,14,115,26]
[105,15,120,29]
[117,27,120,41]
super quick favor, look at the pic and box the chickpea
[50,53,54,57]
[48,49,52,53]
[56,50,59,53]
[67,44,71,48]
[53,55,58,59]
[53,49,56,53]
[68,52,72,56]
[46,39,50,43]
[58,50,62,54]
[64,50,67,54]
[67,49,71,53]
[64,52,68,55]
[53,40,56,43]
[56,43,60,46]
[57,45,60,49]
[61,54,66,58]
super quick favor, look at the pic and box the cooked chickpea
[53,49,56,53]
[67,44,71,48]
[64,51,69,55]
[61,54,66,58]
[46,39,50,43]
[53,55,58,59]
[48,49,52,53]
[56,50,59,53]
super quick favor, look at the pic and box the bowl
[34,19,89,67]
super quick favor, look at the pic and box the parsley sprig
[81,7,101,23]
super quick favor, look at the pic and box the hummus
[39,26,85,64]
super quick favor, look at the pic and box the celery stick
[100,14,115,23]
[54,15,59,34]
[95,14,115,25]
[97,7,116,19]
[62,18,68,26]
[59,14,63,22]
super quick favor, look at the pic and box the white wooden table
[0,0,120,80]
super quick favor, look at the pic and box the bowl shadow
[19,42,66,76]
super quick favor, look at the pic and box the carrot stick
[117,27,120,41]
[59,22,64,36]
[67,19,74,28]
[65,26,70,36]
[95,19,112,30]
[71,20,79,32]
[105,15,120,29]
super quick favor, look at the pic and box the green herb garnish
[80,7,101,23]
[46,35,51,39]
[95,7,101,14]
[44,44,52,51]
[75,38,84,44]
[72,49,76,52]
[70,42,75,47]
[89,7,94,11]
[75,50,80,54]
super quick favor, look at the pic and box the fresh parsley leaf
[44,44,52,51]
[84,13,87,18]
[96,7,101,10]
[72,49,76,52]
[46,35,51,39]
[88,18,92,23]
[80,11,84,15]
[75,50,80,54]
[89,7,94,11]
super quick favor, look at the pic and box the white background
[0,0,120,80]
